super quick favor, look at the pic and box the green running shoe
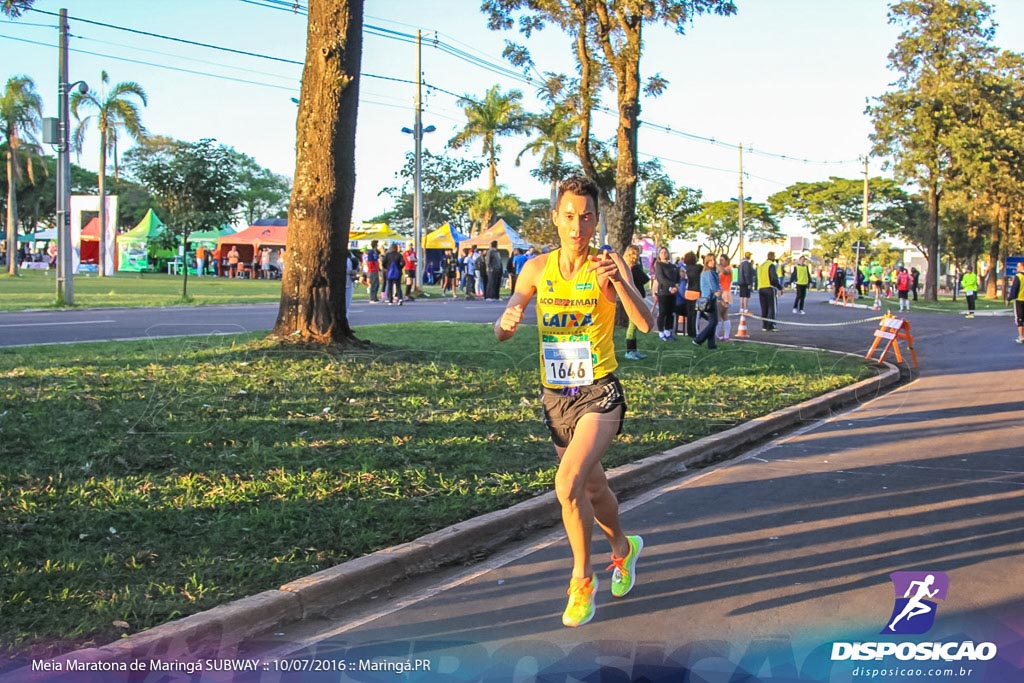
[562,575,597,627]
[608,535,644,598]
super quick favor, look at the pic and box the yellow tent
[349,223,404,242]
[423,222,468,250]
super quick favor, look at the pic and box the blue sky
[4,0,1023,226]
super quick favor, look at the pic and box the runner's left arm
[592,250,655,333]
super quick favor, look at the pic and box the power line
[28,7,303,66]
[0,33,415,111]
[0,33,297,90]
[27,3,865,170]
[74,34,300,83]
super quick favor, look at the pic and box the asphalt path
[226,293,1022,683]
[0,297,511,347]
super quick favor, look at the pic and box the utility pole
[862,156,869,232]
[737,143,745,259]
[413,29,424,291]
[57,8,74,305]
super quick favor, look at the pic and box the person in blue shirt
[511,247,531,293]
[692,253,722,349]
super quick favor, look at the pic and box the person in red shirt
[364,240,381,302]
[896,266,911,312]
[402,243,418,300]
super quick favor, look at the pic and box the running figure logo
[881,571,949,635]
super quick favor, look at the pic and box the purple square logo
[881,571,950,635]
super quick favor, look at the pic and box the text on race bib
[542,340,594,387]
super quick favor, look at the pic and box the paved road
[0,297,510,347]
[232,296,1022,683]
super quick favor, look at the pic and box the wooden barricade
[866,313,918,367]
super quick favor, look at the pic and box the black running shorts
[541,375,626,449]
[738,284,751,298]
[1016,301,1024,327]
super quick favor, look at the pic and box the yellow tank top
[536,248,617,388]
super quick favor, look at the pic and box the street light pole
[401,29,435,292]
[413,29,424,290]
[737,143,745,259]
[56,9,88,306]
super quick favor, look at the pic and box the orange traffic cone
[735,312,749,338]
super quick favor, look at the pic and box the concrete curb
[8,359,900,676]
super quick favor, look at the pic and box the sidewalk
[8,296,1023,682]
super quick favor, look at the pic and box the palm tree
[467,185,521,235]
[71,70,147,277]
[516,105,579,210]
[1,75,42,276]
[448,85,527,190]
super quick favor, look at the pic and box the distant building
[789,235,813,254]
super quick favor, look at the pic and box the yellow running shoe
[562,575,597,627]
[608,535,644,598]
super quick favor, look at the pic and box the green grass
[0,270,284,310]
[0,269,480,310]
[845,291,1009,313]
[0,323,873,659]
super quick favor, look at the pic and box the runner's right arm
[495,254,543,341]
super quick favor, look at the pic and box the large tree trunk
[272,0,363,344]
[925,183,940,301]
[5,147,17,276]
[97,130,107,278]
[607,26,641,255]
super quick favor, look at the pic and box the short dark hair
[556,176,600,213]
[490,240,498,248]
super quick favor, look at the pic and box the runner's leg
[554,408,626,579]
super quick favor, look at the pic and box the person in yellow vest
[790,255,811,315]
[496,176,655,628]
[870,263,884,303]
[757,251,783,331]
[960,266,979,319]
[1009,268,1024,344]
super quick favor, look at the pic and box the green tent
[188,225,235,247]
[117,209,166,272]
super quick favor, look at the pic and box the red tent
[79,217,99,264]
[215,224,288,271]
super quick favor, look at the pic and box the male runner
[495,176,655,627]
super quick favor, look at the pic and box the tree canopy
[448,85,527,189]
[684,200,782,261]
[128,138,242,297]
[868,0,997,299]
[2,74,42,274]
[483,0,737,252]
[767,176,906,235]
